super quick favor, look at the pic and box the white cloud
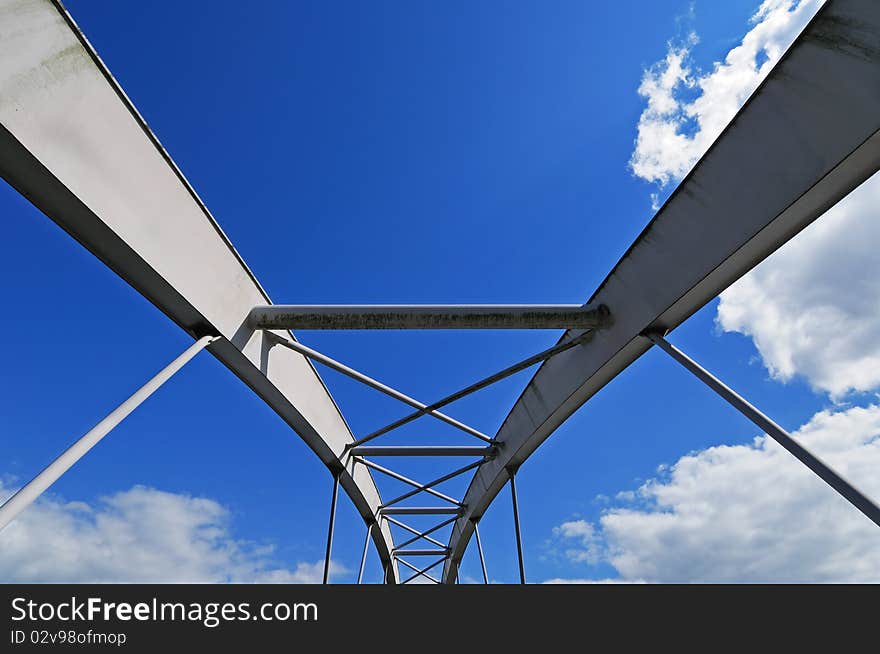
[630,0,880,398]
[561,0,880,585]
[0,482,345,583]
[551,405,880,582]
[717,173,880,398]
[630,0,824,188]
[552,519,603,565]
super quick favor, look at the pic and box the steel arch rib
[443,0,880,582]
[0,0,398,581]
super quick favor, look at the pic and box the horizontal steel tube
[380,507,463,515]
[394,549,449,557]
[250,304,610,330]
[351,446,494,457]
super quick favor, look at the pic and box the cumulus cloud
[551,405,880,582]
[630,0,880,398]
[0,482,344,583]
[717,174,880,397]
[552,520,603,565]
[630,0,825,189]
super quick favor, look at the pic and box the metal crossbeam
[394,549,449,557]
[352,331,595,448]
[250,304,611,331]
[351,446,493,457]
[354,458,461,506]
[380,507,462,516]
[273,335,491,443]
[646,332,880,529]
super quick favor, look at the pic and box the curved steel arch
[0,0,398,581]
[443,0,880,582]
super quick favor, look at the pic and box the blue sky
[3,0,880,583]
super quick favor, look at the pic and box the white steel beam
[0,0,398,579]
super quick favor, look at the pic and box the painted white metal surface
[443,0,880,581]
[0,0,398,580]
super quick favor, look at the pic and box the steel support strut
[508,467,526,584]
[354,458,461,506]
[357,522,372,584]
[474,522,489,584]
[646,332,880,528]
[392,516,459,550]
[380,460,483,509]
[352,331,595,448]
[385,516,448,548]
[322,471,341,584]
[272,335,491,443]
[0,335,217,532]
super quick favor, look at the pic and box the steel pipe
[381,460,483,509]
[357,522,372,584]
[351,330,594,448]
[351,446,494,457]
[0,335,217,532]
[393,549,449,557]
[385,516,448,549]
[353,458,460,506]
[273,335,491,443]
[398,557,443,584]
[392,516,459,551]
[250,304,611,331]
[509,470,526,584]
[474,522,489,584]
[322,472,341,584]
[380,507,462,516]
[646,332,880,529]
[402,559,446,584]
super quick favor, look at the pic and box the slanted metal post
[474,521,489,584]
[0,335,217,532]
[508,466,526,584]
[357,522,373,584]
[322,470,341,584]
[646,332,880,528]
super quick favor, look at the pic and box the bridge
[0,0,878,583]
